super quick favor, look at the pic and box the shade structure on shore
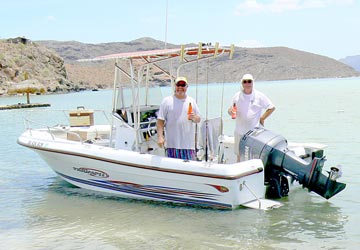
[7,79,46,104]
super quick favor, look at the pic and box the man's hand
[157,136,165,148]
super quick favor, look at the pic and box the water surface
[1,77,359,249]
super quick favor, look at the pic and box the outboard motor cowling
[240,127,346,199]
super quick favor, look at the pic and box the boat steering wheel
[145,117,158,141]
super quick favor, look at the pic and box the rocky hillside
[0,37,89,95]
[1,37,359,96]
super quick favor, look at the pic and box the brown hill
[0,37,89,95]
[38,37,360,89]
[1,37,359,96]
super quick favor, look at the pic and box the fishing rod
[194,48,199,160]
[217,70,226,163]
[205,57,209,162]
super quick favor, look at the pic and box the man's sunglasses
[176,81,187,87]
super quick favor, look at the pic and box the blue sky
[1,0,359,59]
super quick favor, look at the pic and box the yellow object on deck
[69,106,94,127]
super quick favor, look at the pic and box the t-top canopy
[78,43,234,62]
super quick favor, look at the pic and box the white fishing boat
[17,44,345,210]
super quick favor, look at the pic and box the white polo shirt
[157,95,200,149]
[232,90,274,135]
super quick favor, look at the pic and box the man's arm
[260,107,275,126]
[157,119,165,147]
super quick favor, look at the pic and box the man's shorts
[166,148,196,161]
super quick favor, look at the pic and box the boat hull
[18,130,269,209]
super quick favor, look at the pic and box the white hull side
[19,131,267,209]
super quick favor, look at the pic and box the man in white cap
[228,73,275,162]
[157,76,201,160]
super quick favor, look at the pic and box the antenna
[164,0,169,49]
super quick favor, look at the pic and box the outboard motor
[240,127,346,199]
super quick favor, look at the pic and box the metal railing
[22,109,112,143]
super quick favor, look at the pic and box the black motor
[240,127,346,199]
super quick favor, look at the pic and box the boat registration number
[28,140,45,148]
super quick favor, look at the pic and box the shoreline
[0,103,51,110]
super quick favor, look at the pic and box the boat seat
[67,125,111,141]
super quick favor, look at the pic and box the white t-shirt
[232,90,274,135]
[157,95,200,149]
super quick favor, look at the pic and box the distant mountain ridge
[37,37,360,88]
[1,37,359,96]
[340,55,360,72]
[37,37,178,62]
